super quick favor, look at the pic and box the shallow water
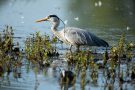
[0,0,135,90]
[1,57,135,90]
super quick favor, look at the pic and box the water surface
[0,0,135,90]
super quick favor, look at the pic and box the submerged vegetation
[0,26,135,90]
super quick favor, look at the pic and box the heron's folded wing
[64,28,94,45]
[64,27,109,47]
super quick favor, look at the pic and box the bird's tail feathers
[93,37,109,47]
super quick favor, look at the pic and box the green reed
[25,32,50,63]
[0,25,22,79]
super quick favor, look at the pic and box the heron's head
[36,15,60,28]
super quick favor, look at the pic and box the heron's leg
[69,45,73,51]
[76,45,80,52]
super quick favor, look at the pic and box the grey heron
[36,15,109,51]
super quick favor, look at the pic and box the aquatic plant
[0,25,22,80]
[25,32,60,70]
[81,68,86,90]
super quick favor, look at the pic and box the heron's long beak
[36,17,49,22]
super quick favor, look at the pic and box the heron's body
[36,15,109,50]
[54,27,108,47]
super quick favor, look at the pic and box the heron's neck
[51,25,59,36]
[51,22,60,31]
[51,25,58,31]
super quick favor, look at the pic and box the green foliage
[25,32,60,68]
[81,68,86,90]
[0,25,22,78]
[117,33,125,56]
